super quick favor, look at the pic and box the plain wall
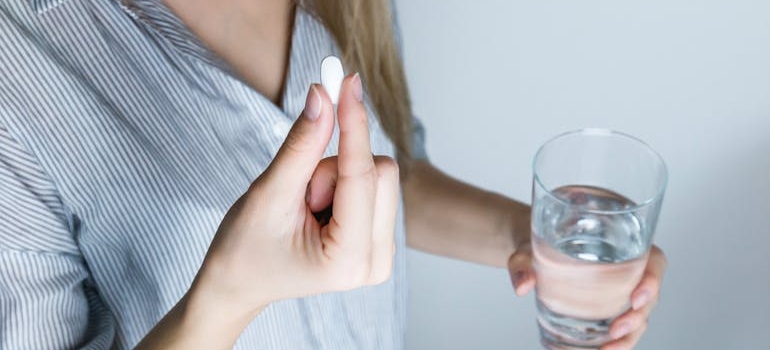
[395,0,770,349]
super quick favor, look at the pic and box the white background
[395,0,770,349]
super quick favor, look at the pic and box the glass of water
[531,129,667,349]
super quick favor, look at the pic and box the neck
[161,0,296,105]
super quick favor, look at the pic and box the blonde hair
[310,0,414,162]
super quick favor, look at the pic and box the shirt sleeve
[390,0,429,161]
[0,123,115,349]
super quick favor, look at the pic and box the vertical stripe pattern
[0,0,423,349]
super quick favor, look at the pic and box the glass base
[537,299,616,350]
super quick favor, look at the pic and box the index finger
[325,73,376,254]
[336,73,375,178]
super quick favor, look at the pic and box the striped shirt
[0,0,426,349]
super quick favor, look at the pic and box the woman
[0,0,665,349]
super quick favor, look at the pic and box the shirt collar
[29,0,70,13]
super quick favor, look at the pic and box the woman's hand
[508,243,667,350]
[135,75,398,350]
[192,74,399,318]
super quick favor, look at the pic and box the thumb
[508,243,536,296]
[266,84,334,190]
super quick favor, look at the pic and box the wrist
[187,262,271,324]
[179,277,267,341]
[136,280,266,350]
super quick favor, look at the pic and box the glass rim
[532,128,668,215]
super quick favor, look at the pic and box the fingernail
[632,290,650,310]
[303,85,322,120]
[611,321,632,340]
[352,73,363,102]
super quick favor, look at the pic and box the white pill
[321,56,344,104]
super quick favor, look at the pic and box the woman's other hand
[508,243,667,350]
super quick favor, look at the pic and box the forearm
[402,160,531,268]
[134,279,264,350]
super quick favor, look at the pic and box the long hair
[310,0,414,163]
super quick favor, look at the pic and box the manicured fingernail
[632,290,649,310]
[611,321,632,339]
[303,85,322,120]
[352,73,363,102]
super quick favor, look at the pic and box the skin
[136,0,668,349]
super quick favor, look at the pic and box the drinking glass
[531,129,667,349]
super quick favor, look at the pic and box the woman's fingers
[326,74,376,267]
[601,322,648,350]
[310,155,399,285]
[335,73,373,179]
[264,84,335,194]
[304,74,398,288]
[609,288,657,339]
[631,245,667,310]
[601,245,665,348]
[609,307,650,341]
[307,157,338,213]
[368,156,400,285]
[507,243,536,296]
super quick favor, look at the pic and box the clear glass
[531,129,667,349]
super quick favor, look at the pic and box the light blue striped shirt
[0,0,426,348]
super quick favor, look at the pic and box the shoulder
[0,1,103,132]
[0,0,110,96]
[0,2,67,108]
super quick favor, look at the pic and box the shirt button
[272,121,292,140]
